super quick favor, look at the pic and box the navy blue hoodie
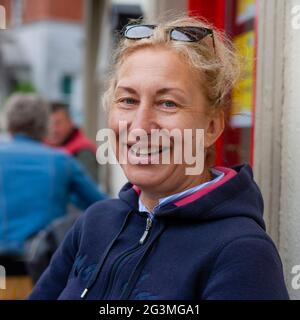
[29,164,289,300]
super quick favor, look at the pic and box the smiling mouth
[127,144,170,157]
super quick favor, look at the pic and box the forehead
[51,109,69,120]
[116,47,198,88]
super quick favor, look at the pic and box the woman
[29,16,289,300]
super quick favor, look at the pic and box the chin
[123,164,168,188]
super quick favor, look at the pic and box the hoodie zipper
[139,217,152,244]
[100,216,153,300]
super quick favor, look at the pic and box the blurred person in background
[46,102,98,182]
[0,94,106,295]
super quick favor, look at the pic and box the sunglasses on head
[122,24,216,52]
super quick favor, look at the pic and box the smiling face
[108,46,224,197]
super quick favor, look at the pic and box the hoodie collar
[118,164,265,229]
[138,168,226,215]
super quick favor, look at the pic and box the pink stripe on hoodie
[132,167,237,207]
[174,167,237,207]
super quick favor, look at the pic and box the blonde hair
[103,15,240,114]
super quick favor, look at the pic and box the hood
[118,164,265,230]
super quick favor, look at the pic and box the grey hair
[5,93,49,141]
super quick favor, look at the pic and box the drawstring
[80,209,133,299]
[120,222,166,300]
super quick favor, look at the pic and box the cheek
[167,113,208,132]
[108,110,121,135]
[108,105,133,124]
[56,124,64,133]
[173,116,209,151]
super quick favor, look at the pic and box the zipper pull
[139,217,153,244]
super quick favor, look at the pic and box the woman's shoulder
[79,197,132,228]
[86,197,129,213]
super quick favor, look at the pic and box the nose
[129,101,159,133]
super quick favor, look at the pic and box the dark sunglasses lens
[125,25,155,39]
[170,27,210,42]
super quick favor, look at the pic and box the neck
[140,168,212,212]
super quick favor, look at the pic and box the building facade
[0,0,84,124]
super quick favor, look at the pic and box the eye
[117,97,138,107]
[160,100,178,108]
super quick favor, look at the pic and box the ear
[204,110,225,148]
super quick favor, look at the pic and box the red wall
[23,0,83,24]
[188,0,226,29]
[188,0,226,166]
[0,0,83,25]
[188,0,256,167]
[0,0,12,24]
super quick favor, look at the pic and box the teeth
[129,145,161,156]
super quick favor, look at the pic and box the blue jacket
[29,164,289,300]
[0,134,106,254]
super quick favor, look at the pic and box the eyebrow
[115,86,187,96]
